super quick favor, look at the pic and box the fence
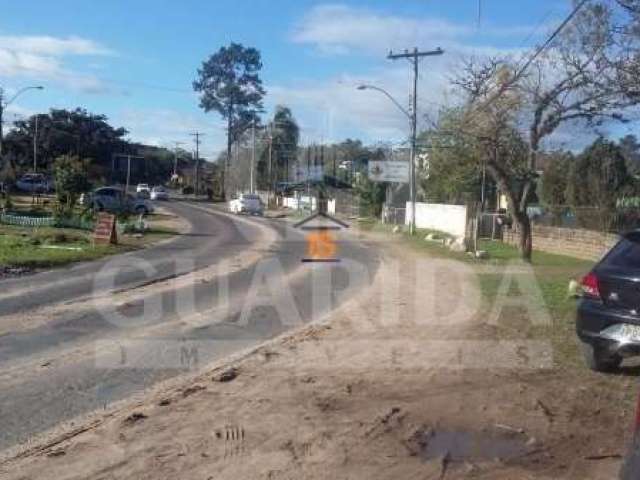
[503,224,619,261]
[0,212,99,230]
[0,213,56,227]
[381,206,406,225]
[478,213,506,240]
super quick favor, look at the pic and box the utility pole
[112,153,144,193]
[190,132,204,197]
[251,120,256,194]
[33,114,39,173]
[268,125,273,205]
[173,141,184,178]
[388,47,444,235]
[0,90,4,172]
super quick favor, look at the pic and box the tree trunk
[514,210,533,262]
[485,162,533,262]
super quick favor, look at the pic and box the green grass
[360,218,596,369]
[0,232,118,269]
[0,217,179,269]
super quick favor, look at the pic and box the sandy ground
[0,230,635,479]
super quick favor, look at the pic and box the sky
[0,0,626,160]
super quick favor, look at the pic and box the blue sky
[0,0,620,159]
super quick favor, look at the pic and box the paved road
[0,201,381,452]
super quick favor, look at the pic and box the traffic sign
[368,161,409,183]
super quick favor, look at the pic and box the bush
[2,193,13,212]
[54,155,91,214]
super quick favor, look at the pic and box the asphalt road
[0,201,381,452]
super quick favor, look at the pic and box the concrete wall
[405,202,468,238]
[503,225,619,261]
[282,195,318,211]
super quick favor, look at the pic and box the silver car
[88,187,155,215]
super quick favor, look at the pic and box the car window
[602,234,640,269]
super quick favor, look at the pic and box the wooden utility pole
[387,47,444,234]
[190,132,204,196]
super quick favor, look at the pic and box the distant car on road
[576,230,640,372]
[87,186,155,215]
[15,174,52,194]
[229,193,263,215]
[150,186,169,201]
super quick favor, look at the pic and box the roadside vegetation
[358,219,605,371]
[0,191,179,272]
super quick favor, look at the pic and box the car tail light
[581,272,601,299]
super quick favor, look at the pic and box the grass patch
[0,231,118,269]
[361,217,596,369]
[0,215,180,269]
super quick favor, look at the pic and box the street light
[357,85,411,120]
[357,83,416,232]
[0,85,44,176]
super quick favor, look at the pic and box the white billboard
[368,161,409,183]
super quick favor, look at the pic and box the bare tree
[453,58,536,259]
[450,1,640,260]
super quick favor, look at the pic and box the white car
[150,186,169,201]
[136,183,150,194]
[229,193,263,215]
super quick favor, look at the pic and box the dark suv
[576,231,640,372]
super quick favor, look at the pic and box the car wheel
[581,342,622,372]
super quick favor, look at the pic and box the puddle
[413,428,531,462]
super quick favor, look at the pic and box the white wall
[283,195,317,210]
[406,202,467,238]
[327,199,336,215]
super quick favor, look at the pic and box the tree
[519,1,640,220]
[4,108,128,177]
[452,59,538,260]
[619,134,640,173]
[355,173,386,218]
[419,108,486,205]
[193,43,266,198]
[539,151,572,225]
[262,106,299,188]
[566,138,631,230]
[53,155,91,213]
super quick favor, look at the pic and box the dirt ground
[0,230,636,479]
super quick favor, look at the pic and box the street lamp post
[359,47,443,235]
[0,86,44,177]
[357,84,415,231]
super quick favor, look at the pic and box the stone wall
[503,225,619,261]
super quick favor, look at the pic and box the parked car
[150,186,169,201]
[87,186,155,215]
[576,230,640,372]
[136,183,150,194]
[229,193,263,215]
[15,174,52,193]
